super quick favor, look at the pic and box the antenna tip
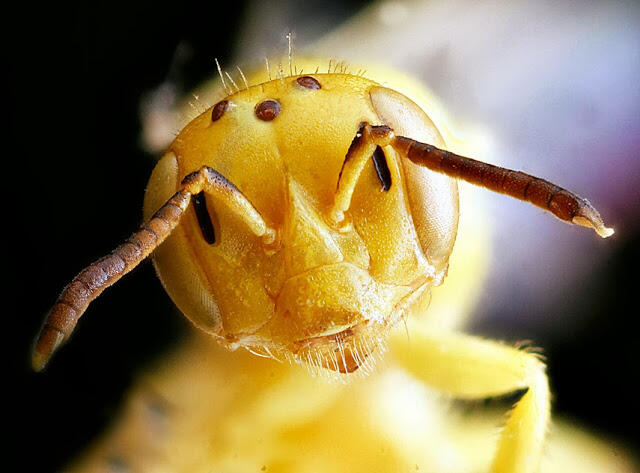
[572,201,614,238]
[32,327,65,372]
[597,226,615,238]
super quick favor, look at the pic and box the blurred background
[7,0,639,470]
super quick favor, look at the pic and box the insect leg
[390,329,549,473]
[385,129,613,238]
[32,165,275,371]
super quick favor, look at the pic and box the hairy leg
[390,329,550,473]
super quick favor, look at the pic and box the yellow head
[143,73,459,374]
[33,62,611,375]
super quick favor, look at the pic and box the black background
[7,1,638,471]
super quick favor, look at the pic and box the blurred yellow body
[68,334,635,473]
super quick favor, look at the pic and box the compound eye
[255,99,281,121]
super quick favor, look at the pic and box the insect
[33,61,612,472]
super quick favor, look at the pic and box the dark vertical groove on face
[372,146,392,191]
[192,192,216,244]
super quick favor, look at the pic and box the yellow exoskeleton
[33,69,612,472]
